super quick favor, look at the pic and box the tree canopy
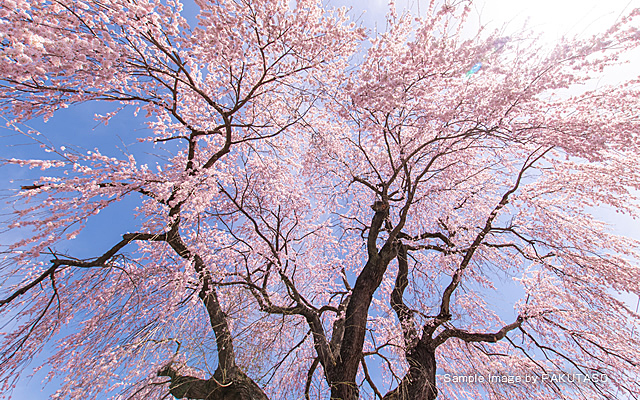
[1,0,640,399]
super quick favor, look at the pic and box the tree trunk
[330,380,360,400]
[159,365,268,400]
[382,346,437,400]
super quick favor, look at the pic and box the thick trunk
[330,379,360,400]
[330,254,396,399]
[328,202,396,399]
[161,232,268,400]
[159,365,268,400]
[381,243,438,400]
[382,346,437,400]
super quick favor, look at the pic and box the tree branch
[1,232,165,307]
[390,243,418,348]
[433,147,551,330]
[433,316,524,347]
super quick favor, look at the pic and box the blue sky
[2,0,639,398]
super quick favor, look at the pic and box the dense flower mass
[1,0,639,399]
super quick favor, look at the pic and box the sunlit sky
[333,0,639,38]
[328,0,640,84]
[7,0,640,398]
[465,0,636,39]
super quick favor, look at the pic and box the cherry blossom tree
[1,0,640,399]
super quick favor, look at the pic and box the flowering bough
[1,1,640,399]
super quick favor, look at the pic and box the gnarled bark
[159,364,268,400]
[381,243,438,400]
[382,344,437,400]
[329,201,397,400]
